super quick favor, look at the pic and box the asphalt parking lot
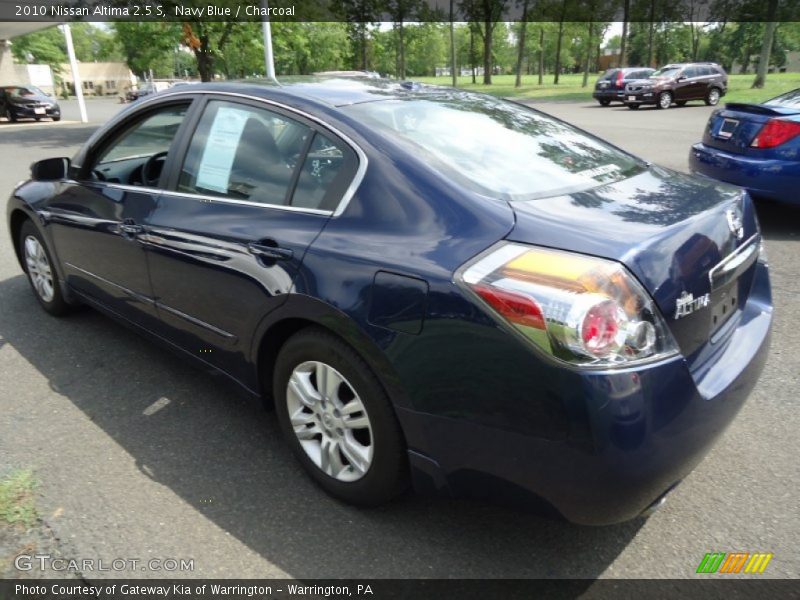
[0,97,798,579]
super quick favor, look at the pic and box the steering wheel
[142,151,169,187]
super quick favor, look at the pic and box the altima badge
[675,291,711,319]
[726,209,744,240]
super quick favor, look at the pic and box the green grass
[0,470,38,527]
[415,72,800,104]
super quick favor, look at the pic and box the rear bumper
[592,89,625,102]
[690,142,800,204]
[403,262,772,525]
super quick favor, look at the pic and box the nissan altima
[6,79,772,525]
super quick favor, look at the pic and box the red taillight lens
[616,71,624,88]
[473,284,546,330]
[751,119,800,149]
[581,300,622,356]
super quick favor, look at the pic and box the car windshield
[765,88,800,107]
[342,94,644,201]
[650,67,681,78]
[6,86,46,97]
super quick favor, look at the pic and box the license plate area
[34,107,45,115]
[716,118,738,139]
[709,279,738,335]
[627,95,637,102]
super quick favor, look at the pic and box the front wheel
[705,88,721,106]
[18,220,70,316]
[657,91,673,109]
[627,103,640,110]
[273,328,408,506]
[598,99,611,106]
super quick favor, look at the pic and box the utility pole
[261,0,276,82]
[61,24,87,123]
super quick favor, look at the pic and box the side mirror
[31,157,70,181]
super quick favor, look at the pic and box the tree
[333,0,381,70]
[752,0,780,88]
[386,0,424,79]
[619,0,630,67]
[461,0,506,84]
[553,0,567,83]
[113,22,181,78]
[514,0,531,87]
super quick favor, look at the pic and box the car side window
[291,132,358,211]
[87,104,189,184]
[178,100,311,206]
[683,67,698,79]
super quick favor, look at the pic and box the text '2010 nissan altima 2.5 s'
[7,79,772,525]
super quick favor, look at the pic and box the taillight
[751,119,800,148]
[458,244,678,367]
[616,71,624,88]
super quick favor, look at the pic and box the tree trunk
[361,26,368,71]
[538,28,544,85]
[554,19,564,84]
[397,21,406,80]
[470,27,476,84]
[752,0,779,88]
[515,0,530,88]
[647,0,655,67]
[450,0,457,87]
[582,21,594,88]
[483,16,493,84]
[619,0,629,67]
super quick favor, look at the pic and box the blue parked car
[7,79,772,524]
[690,88,800,203]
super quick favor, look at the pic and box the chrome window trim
[109,89,368,218]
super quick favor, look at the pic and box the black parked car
[624,63,728,110]
[593,67,655,106]
[0,85,61,122]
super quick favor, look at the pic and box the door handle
[248,242,293,261]
[119,220,143,236]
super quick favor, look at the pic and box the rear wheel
[273,327,408,506]
[18,220,70,316]
[657,91,673,109]
[705,87,721,106]
[627,103,640,110]
[598,99,611,106]
[676,100,687,107]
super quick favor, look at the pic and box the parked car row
[594,62,728,109]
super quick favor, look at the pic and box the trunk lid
[506,166,760,364]
[702,102,800,154]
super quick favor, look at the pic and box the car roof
[163,77,440,108]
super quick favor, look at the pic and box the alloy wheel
[24,235,55,302]
[659,92,672,109]
[286,360,374,482]
[708,89,720,105]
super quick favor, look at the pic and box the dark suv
[593,67,655,106]
[624,63,728,110]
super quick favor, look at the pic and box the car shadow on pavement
[754,199,800,243]
[0,272,647,580]
[0,124,98,151]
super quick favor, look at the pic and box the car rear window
[343,94,644,201]
[765,89,800,107]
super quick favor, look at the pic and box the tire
[8,111,18,122]
[627,103,640,110]
[676,100,687,107]
[705,87,721,106]
[598,99,611,106]
[273,327,408,506]
[18,220,70,316]
[657,91,672,109]
[53,116,61,122]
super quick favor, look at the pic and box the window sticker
[196,106,250,193]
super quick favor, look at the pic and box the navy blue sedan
[6,79,772,524]
[690,88,800,204]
